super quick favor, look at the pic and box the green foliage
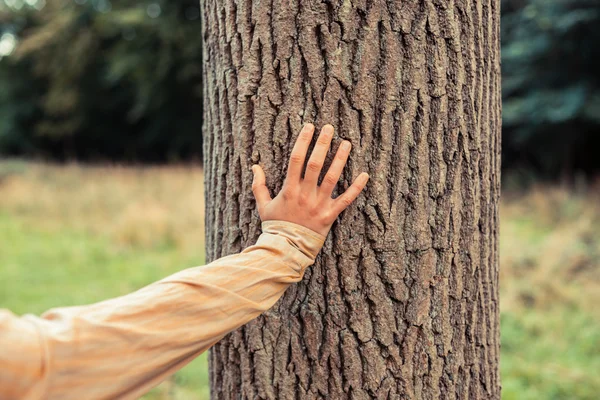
[502,0,600,179]
[0,0,203,161]
[0,56,43,154]
[1,0,599,176]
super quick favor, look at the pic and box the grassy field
[0,161,209,400]
[1,160,599,399]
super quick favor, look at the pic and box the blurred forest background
[1,0,599,180]
[1,1,599,400]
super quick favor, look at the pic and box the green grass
[499,186,600,400]
[501,311,600,400]
[0,161,209,399]
[1,161,599,399]
[0,213,210,399]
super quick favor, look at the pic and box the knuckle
[336,152,348,161]
[299,133,312,143]
[320,211,334,223]
[297,195,308,206]
[323,174,338,186]
[281,185,299,200]
[289,153,304,164]
[341,196,353,207]
[280,187,292,200]
[307,160,322,172]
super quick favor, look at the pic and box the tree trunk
[201,0,501,398]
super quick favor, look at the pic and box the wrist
[261,220,326,261]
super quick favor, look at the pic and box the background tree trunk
[202,0,501,398]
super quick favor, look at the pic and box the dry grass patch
[0,161,205,250]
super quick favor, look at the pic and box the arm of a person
[0,220,325,400]
[0,123,369,400]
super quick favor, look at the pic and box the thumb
[251,165,272,210]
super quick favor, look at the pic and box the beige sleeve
[0,220,325,400]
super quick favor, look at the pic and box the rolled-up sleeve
[0,220,325,400]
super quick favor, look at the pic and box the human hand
[251,123,369,237]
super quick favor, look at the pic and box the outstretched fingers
[251,164,272,211]
[286,123,315,183]
[320,140,351,196]
[304,124,334,186]
[332,172,370,216]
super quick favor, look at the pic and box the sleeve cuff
[260,220,326,262]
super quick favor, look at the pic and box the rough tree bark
[201,0,501,398]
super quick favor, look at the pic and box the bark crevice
[202,0,501,398]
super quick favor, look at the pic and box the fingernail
[341,141,351,151]
[251,165,257,173]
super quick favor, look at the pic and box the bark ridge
[202,0,501,398]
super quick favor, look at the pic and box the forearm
[0,122,367,400]
[0,221,324,400]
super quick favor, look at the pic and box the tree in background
[202,0,501,398]
[502,0,600,180]
[0,0,204,161]
[1,0,599,181]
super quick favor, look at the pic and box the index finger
[286,123,315,182]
